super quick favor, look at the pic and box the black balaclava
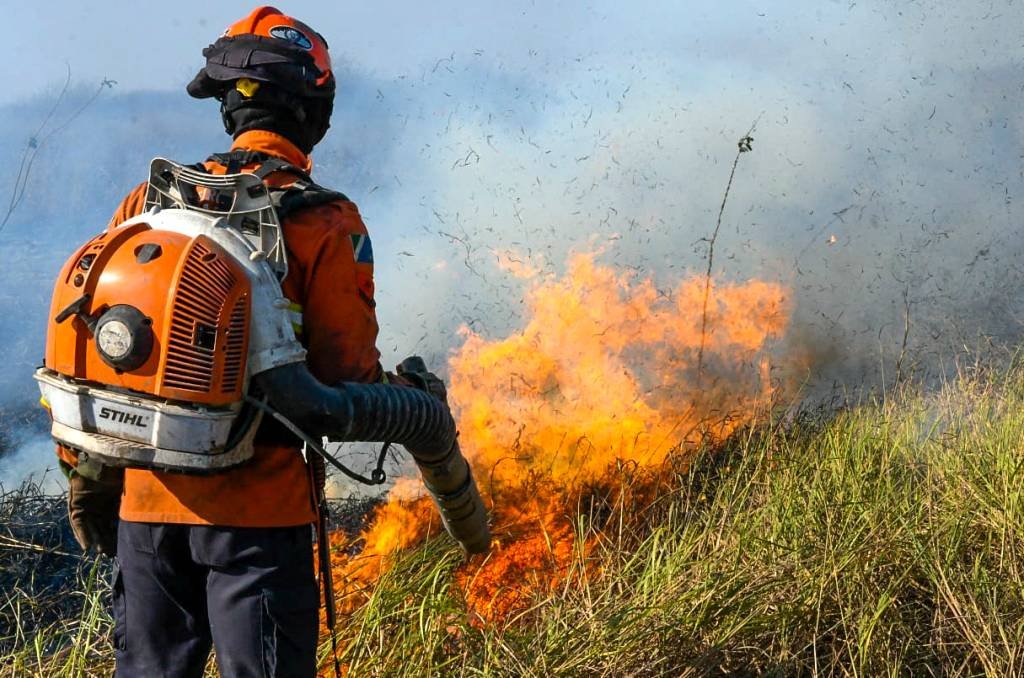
[219,83,333,155]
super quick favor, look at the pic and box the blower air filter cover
[94,305,154,372]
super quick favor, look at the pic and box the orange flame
[331,250,792,622]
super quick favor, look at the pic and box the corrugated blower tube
[252,361,491,554]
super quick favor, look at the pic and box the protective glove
[396,356,449,405]
[67,465,123,557]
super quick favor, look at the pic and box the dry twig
[695,117,760,390]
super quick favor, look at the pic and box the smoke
[363,3,1024,392]
[2,1,1023,481]
[0,405,54,489]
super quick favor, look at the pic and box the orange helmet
[187,6,334,100]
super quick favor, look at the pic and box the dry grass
[6,360,1024,676]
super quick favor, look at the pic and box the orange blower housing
[46,225,251,406]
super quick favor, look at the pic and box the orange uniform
[97,129,383,526]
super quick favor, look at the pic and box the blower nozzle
[253,363,492,554]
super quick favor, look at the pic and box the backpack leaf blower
[35,158,491,554]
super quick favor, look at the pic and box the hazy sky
[10,1,1020,104]
[2,1,1023,482]
[5,0,701,102]
[4,0,1023,368]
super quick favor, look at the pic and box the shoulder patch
[350,234,374,264]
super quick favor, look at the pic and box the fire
[331,250,791,623]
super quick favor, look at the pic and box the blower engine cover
[36,159,306,473]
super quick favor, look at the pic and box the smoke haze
[2,0,1023,483]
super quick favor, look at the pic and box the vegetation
[6,360,1024,676]
[0,480,113,676]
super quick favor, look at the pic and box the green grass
[8,362,1024,676]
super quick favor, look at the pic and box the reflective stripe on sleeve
[287,300,303,336]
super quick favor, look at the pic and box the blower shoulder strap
[271,183,350,221]
[205,150,350,221]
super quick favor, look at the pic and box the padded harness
[202,149,349,220]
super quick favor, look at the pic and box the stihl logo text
[99,407,149,428]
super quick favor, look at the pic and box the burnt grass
[0,478,92,657]
[0,473,380,659]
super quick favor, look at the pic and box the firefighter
[59,7,400,675]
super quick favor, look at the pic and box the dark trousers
[112,521,319,678]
